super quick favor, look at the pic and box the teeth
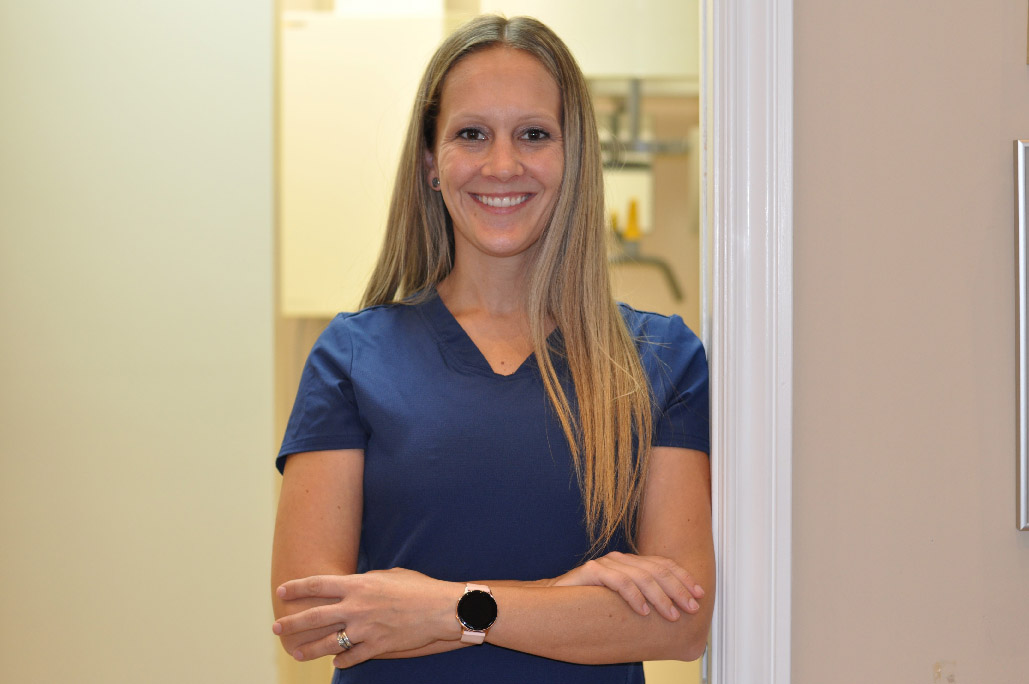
[475,194,529,208]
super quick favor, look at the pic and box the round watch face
[457,589,498,631]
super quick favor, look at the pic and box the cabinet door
[279,14,443,316]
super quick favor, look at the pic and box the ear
[423,149,439,190]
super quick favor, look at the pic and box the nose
[481,139,523,181]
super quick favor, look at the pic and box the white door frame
[702,1,793,682]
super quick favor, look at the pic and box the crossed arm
[270,445,714,669]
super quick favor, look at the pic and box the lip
[470,192,534,213]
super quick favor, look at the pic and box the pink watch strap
[460,584,492,644]
[461,629,487,644]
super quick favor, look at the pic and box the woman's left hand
[550,551,705,621]
[272,568,462,668]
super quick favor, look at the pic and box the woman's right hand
[550,551,705,621]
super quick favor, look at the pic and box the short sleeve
[633,311,710,454]
[276,314,369,473]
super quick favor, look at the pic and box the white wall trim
[702,0,793,682]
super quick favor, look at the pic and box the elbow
[648,628,707,663]
[674,589,714,662]
[678,633,709,663]
[661,616,711,662]
[656,627,707,663]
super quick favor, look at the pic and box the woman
[271,15,713,683]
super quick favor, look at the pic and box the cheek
[552,161,565,186]
[436,147,475,178]
[538,149,564,184]
[539,147,563,175]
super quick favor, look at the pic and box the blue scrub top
[277,290,709,683]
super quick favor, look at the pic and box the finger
[291,625,356,663]
[277,575,346,601]
[639,557,703,614]
[608,552,704,597]
[641,560,693,618]
[648,555,704,599]
[606,553,704,608]
[606,553,701,597]
[274,603,346,636]
[614,556,698,619]
[277,625,333,654]
[596,557,679,619]
[585,559,650,616]
[332,629,374,669]
[598,555,703,620]
[333,641,374,670]
[277,621,345,658]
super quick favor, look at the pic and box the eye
[521,127,551,141]
[457,128,487,141]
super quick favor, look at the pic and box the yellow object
[643,658,703,684]
[624,198,642,241]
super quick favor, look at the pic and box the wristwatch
[456,583,498,644]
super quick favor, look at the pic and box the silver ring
[336,629,354,651]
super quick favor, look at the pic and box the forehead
[439,46,560,115]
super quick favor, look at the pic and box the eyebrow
[443,109,561,125]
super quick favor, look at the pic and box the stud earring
[432,177,440,189]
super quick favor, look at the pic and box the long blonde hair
[362,15,653,554]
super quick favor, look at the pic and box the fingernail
[277,586,286,598]
[669,606,680,620]
[694,584,704,597]
[272,622,282,635]
[292,649,304,661]
[642,604,651,615]
[688,598,699,612]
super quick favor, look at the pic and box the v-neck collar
[417,288,562,379]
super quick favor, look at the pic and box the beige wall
[0,2,276,682]
[793,1,1029,681]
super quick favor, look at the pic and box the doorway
[272,1,793,682]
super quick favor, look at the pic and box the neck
[437,255,531,319]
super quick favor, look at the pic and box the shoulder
[617,303,704,357]
[619,305,710,449]
[321,300,425,340]
[617,303,708,392]
[310,301,424,366]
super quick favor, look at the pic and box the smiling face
[428,46,564,271]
